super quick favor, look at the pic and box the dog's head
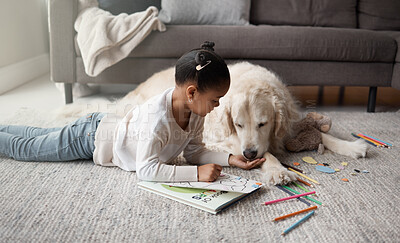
[223,86,299,160]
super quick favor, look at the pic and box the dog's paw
[346,139,369,159]
[262,166,297,186]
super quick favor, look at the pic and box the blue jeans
[0,112,105,161]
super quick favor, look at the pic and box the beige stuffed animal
[285,112,332,153]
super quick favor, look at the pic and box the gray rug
[1,108,400,242]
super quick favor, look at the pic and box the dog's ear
[273,96,287,138]
[219,98,236,136]
[273,88,300,139]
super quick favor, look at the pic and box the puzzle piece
[302,156,318,164]
[316,165,335,174]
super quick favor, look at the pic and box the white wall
[0,0,50,94]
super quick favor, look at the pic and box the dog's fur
[58,62,368,185]
[118,62,368,185]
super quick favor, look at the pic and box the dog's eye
[235,123,243,128]
[258,123,266,128]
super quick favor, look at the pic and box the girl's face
[189,84,229,117]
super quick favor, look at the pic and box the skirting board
[0,53,49,95]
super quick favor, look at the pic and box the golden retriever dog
[119,62,368,185]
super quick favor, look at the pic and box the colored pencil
[296,177,314,188]
[288,168,320,185]
[358,133,392,147]
[351,133,379,147]
[282,186,323,206]
[281,163,304,173]
[273,206,318,222]
[353,133,387,147]
[262,191,316,205]
[358,133,387,146]
[275,185,311,206]
[281,210,315,235]
[359,133,393,147]
[292,182,317,197]
[357,133,385,147]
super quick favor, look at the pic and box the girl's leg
[0,113,105,161]
[0,125,62,138]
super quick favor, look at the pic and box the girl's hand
[228,154,265,170]
[198,164,222,182]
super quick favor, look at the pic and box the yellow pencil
[288,168,320,185]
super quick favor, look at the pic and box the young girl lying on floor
[0,41,265,182]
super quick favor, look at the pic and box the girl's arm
[183,126,230,167]
[113,114,198,182]
[134,137,198,182]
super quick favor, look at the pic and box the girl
[0,41,265,182]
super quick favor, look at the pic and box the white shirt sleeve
[135,136,198,182]
[113,110,198,182]
[183,122,230,167]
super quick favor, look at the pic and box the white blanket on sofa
[74,0,166,77]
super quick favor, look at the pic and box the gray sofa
[49,0,400,112]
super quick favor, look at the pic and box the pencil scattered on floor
[262,191,316,205]
[282,185,323,206]
[273,205,318,222]
[281,210,315,236]
[282,163,304,173]
[276,185,311,206]
[288,168,320,185]
[359,133,393,147]
[352,133,393,148]
[296,177,314,187]
[292,182,317,197]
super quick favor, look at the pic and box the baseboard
[0,53,50,95]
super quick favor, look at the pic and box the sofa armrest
[48,0,78,83]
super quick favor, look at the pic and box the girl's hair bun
[200,41,215,51]
[195,52,207,65]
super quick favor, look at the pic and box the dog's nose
[243,149,257,160]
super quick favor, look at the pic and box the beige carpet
[1,108,400,242]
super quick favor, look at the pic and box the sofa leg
[64,83,73,104]
[367,86,377,113]
[338,86,345,106]
[317,86,324,105]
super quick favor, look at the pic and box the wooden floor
[288,86,400,112]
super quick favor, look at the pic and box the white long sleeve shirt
[93,87,230,182]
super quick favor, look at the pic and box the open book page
[162,173,263,193]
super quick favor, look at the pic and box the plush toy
[285,112,332,154]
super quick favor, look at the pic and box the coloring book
[162,173,263,193]
[138,174,263,214]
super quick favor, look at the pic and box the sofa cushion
[250,0,357,28]
[158,0,250,25]
[358,0,400,31]
[114,25,396,63]
[98,0,161,15]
